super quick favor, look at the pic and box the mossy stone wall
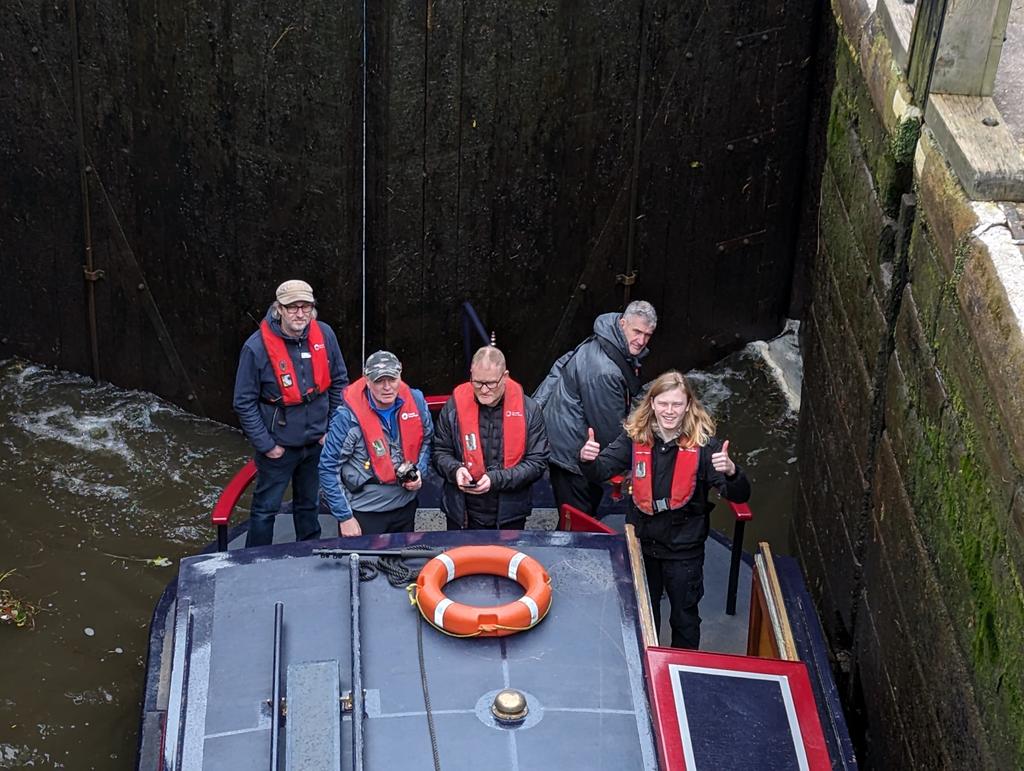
[796,2,1024,767]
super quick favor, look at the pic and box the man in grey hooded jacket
[533,300,656,517]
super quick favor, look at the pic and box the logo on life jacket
[464,432,478,451]
[313,343,324,351]
[401,411,420,421]
[635,461,647,479]
[281,374,294,388]
[371,439,387,457]
[505,410,523,418]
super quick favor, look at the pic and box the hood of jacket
[593,312,649,365]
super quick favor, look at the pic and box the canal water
[0,339,798,768]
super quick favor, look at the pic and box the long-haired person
[579,370,750,649]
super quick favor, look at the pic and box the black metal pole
[68,0,101,382]
[349,555,365,771]
[726,520,746,616]
[217,525,228,553]
[270,602,283,771]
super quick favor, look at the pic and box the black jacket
[432,391,550,527]
[533,313,648,474]
[581,431,750,558]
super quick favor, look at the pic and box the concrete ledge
[925,94,1024,201]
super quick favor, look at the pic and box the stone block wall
[795,1,1024,767]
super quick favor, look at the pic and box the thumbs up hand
[579,427,601,462]
[711,439,736,477]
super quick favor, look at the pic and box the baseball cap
[364,350,402,381]
[276,280,315,305]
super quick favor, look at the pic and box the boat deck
[163,531,661,770]
[227,507,753,656]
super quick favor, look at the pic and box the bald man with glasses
[432,346,550,530]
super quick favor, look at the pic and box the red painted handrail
[424,394,448,410]
[729,501,753,521]
[211,459,258,526]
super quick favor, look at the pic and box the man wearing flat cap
[233,280,348,547]
[319,351,433,535]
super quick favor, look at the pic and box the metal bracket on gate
[82,266,105,281]
[616,270,637,286]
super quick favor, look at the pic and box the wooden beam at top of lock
[908,0,1013,101]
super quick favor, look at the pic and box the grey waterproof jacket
[533,312,648,474]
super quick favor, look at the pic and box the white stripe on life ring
[438,553,456,584]
[434,597,454,628]
[507,552,527,581]
[517,595,539,626]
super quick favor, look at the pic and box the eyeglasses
[470,373,506,391]
[282,303,314,314]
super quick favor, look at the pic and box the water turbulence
[0,334,798,767]
[0,359,249,768]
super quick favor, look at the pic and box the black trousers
[644,551,705,649]
[353,498,417,534]
[549,464,605,517]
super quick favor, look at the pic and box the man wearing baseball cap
[319,350,433,535]
[233,280,349,547]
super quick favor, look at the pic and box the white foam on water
[745,319,803,413]
[50,470,130,501]
[12,406,137,464]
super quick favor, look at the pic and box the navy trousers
[246,444,323,547]
[644,551,705,649]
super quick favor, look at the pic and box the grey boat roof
[163,530,662,770]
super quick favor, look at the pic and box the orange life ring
[413,545,552,637]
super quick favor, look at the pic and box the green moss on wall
[892,279,1024,764]
[814,17,1024,766]
[890,115,921,166]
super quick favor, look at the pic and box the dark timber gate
[1,0,820,420]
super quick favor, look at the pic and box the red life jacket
[343,378,424,484]
[631,441,699,515]
[259,319,332,405]
[452,379,527,479]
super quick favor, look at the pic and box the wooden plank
[877,0,916,71]
[625,524,659,648]
[929,0,1013,96]
[907,0,948,103]
[747,568,777,657]
[754,542,799,661]
[924,94,1024,201]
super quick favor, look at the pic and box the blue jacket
[232,308,349,453]
[318,386,433,521]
